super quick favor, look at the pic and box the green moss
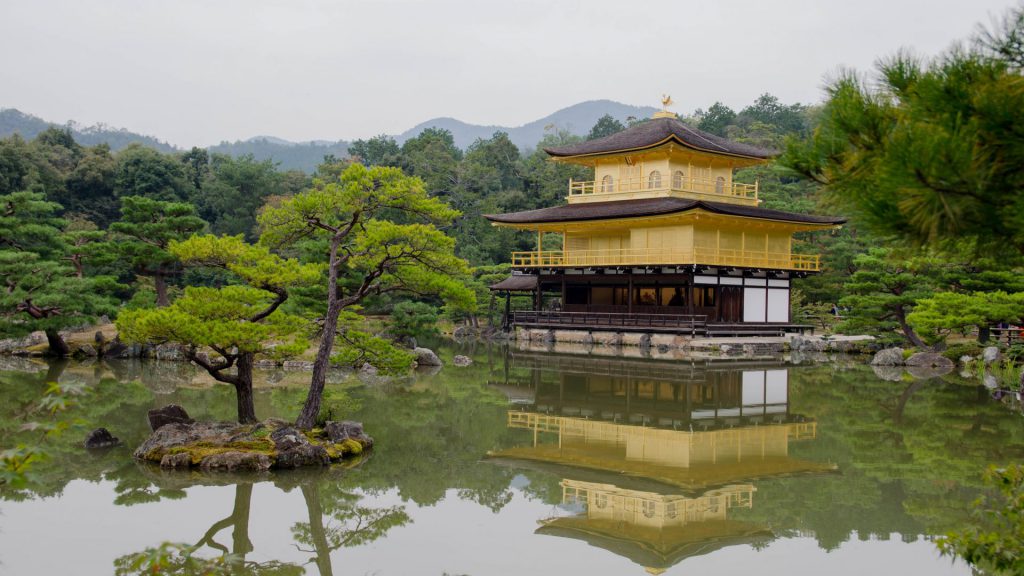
[166,439,277,464]
[340,438,363,455]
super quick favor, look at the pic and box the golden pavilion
[486,104,844,334]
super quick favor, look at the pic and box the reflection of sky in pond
[1,480,967,576]
[0,345,1018,575]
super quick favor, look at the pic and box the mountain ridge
[0,99,660,171]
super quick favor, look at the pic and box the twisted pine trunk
[45,329,70,358]
[295,237,343,430]
[234,353,257,424]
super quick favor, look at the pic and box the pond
[0,345,1021,575]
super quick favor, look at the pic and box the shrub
[942,342,984,361]
[388,301,440,341]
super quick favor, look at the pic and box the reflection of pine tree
[292,482,410,576]
[114,482,305,575]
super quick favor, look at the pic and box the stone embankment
[0,324,446,369]
[511,327,874,362]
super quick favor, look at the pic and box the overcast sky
[0,0,1016,147]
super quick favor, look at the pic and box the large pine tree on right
[781,5,1024,259]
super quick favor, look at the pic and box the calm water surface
[1,344,1021,575]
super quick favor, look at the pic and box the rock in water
[871,347,905,366]
[453,355,473,367]
[413,347,442,367]
[199,451,271,472]
[147,404,193,431]
[133,421,236,460]
[325,420,374,449]
[160,453,192,468]
[84,428,121,449]
[270,426,329,469]
[905,352,954,368]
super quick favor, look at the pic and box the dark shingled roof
[544,116,775,159]
[489,275,538,291]
[485,197,846,226]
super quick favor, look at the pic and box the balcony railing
[568,175,759,205]
[510,247,820,271]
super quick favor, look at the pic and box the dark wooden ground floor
[527,271,794,323]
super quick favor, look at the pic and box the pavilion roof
[485,197,846,226]
[544,116,775,160]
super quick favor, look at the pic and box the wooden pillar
[627,273,633,314]
[534,283,542,312]
[686,271,694,317]
[503,292,511,330]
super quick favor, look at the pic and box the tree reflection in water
[113,469,409,575]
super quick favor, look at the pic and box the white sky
[0,0,1016,148]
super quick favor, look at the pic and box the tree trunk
[44,359,69,383]
[301,483,335,576]
[45,329,70,357]
[234,353,257,424]
[154,273,170,307]
[978,325,991,343]
[296,237,343,430]
[230,483,254,561]
[895,308,928,349]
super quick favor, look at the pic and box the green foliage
[836,247,941,346]
[314,388,363,428]
[118,234,320,422]
[113,144,193,202]
[0,191,120,339]
[388,301,440,340]
[104,195,206,306]
[114,542,236,576]
[1,381,85,490]
[117,235,318,358]
[194,154,289,239]
[331,318,416,375]
[909,292,1024,344]
[348,135,402,167]
[696,102,737,136]
[790,288,838,333]
[938,465,1024,575]
[118,285,307,356]
[260,162,477,427]
[941,341,984,361]
[781,5,1024,257]
[585,114,625,140]
[398,127,462,193]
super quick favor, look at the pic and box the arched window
[648,170,662,189]
[672,170,685,189]
[715,176,725,194]
[601,174,614,193]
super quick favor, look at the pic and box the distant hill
[396,99,660,150]
[0,108,177,152]
[1,99,659,172]
[208,138,350,173]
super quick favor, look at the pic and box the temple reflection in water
[488,352,835,573]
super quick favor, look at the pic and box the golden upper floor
[544,115,773,206]
[487,199,843,271]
